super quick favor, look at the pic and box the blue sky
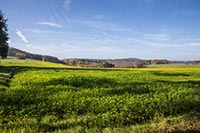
[1,0,200,60]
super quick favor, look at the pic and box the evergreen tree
[0,10,9,59]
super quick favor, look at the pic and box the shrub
[15,52,26,59]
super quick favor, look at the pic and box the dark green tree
[0,10,9,59]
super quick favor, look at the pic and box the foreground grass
[0,58,200,132]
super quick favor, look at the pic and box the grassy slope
[1,57,72,68]
[0,58,200,132]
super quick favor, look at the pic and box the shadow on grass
[172,129,200,133]
[29,74,150,95]
[152,71,190,77]
[2,65,128,73]
[1,65,150,95]
[0,65,118,90]
[0,65,151,120]
[0,67,13,91]
[157,80,200,89]
[106,83,150,95]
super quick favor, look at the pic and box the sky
[1,0,200,60]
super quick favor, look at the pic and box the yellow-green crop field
[0,58,200,132]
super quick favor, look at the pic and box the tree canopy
[0,10,9,59]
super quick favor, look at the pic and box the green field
[145,63,200,68]
[0,58,200,132]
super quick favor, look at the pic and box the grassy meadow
[0,57,200,132]
[145,63,200,68]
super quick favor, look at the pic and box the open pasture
[0,59,200,132]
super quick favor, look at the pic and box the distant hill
[8,47,199,68]
[7,47,115,68]
[7,47,169,68]
[8,47,64,64]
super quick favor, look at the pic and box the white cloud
[37,22,62,28]
[89,37,110,45]
[69,19,132,32]
[186,42,200,46]
[111,35,120,39]
[148,42,200,48]
[137,31,170,41]
[93,46,123,53]
[147,33,170,41]
[101,31,108,35]
[94,15,104,20]
[153,42,200,48]
[128,37,143,42]
[28,42,123,59]
[63,0,71,10]
[127,36,200,48]
[16,29,29,43]
[60,40,76,47]
[23,28,49,34]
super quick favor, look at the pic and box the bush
[99,61,114,68]
[15,52,26,59]
[133,63,143,68]
[151,59,168,64]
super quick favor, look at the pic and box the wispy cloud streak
[69,19,132,32]
[128,37,200,48]
[146,33,170,41]
[16,29,29,43]
[37,22,62,28]
[89,37,110,45]
[137,31,170,41]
